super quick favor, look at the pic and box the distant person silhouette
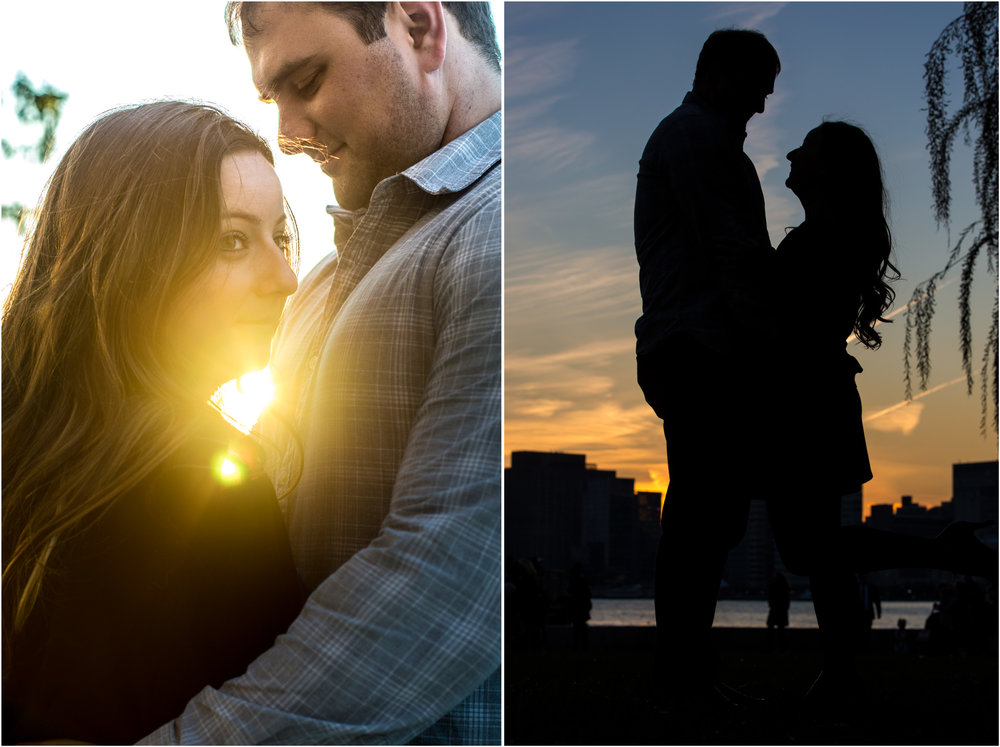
[512,558,548,650]
[634,28,780,705]
[893,619,911,655]
[764,120,998,708]
[859,575,882,631]
[568,563,593,651]
[766,572,791,650]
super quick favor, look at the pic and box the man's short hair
[693,29,780,88]
[226,2,501,73]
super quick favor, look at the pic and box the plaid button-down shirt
[141,112,501,745]
[634,91,772,357]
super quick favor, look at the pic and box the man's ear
[396,2,447,72]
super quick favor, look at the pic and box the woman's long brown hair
[811,121,900,349]
[2,101,293,638]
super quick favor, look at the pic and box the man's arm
[139,208,501,745]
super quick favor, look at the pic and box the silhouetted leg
[655,485,740,689]
[640,336,753,696]
[768,494,864,685]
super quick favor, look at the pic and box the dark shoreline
[506,624,999,745]
[547,623,873,651]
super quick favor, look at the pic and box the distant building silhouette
[842,491,864,526]
[952,460,998,523]
[865,459,996,596]
[506,454,997,600]
[867,494,954,537]
[724,500,777,594]
[723,491,863,596]
[505,451,661,593]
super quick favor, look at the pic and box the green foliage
[904,1,998,434]
[2,73,67,236]
[1,204,26,222]
[4,72,67,162]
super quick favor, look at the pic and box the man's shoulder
[407,139,500,259]
[406,166,499,289]
[649,99,716,141]
[642,100,726,167]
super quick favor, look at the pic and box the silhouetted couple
[634,29,996,712]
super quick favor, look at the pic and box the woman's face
[162,150,298,395]
[785,129,827,201]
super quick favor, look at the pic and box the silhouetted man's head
[693,29,780,126]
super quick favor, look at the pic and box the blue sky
[504,2,997,511]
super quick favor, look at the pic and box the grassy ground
[505,627,998,745]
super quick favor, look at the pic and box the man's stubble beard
[331,45,445,211]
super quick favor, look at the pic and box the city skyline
[507,447,996,518]
[505,2,998,515]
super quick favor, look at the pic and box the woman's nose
[260,243,298,298]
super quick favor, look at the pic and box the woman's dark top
[3,416,305,745]
[773,222,873,494]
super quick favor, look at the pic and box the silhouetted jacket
[634,91,773,356]
[3,415,304,745]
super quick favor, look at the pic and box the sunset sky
[504,1,998,515]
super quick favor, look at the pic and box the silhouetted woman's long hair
[810,121,900,349]
[1,101,297,639]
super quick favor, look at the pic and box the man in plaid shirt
[142,3,500,743]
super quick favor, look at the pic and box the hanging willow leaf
[907,1,998,434]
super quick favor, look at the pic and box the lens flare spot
[214,452,249,486]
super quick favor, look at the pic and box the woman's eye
[220,233,248,253]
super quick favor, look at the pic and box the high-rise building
[952,460,998,523]
[505,451,662,589]
[505,451,587,572]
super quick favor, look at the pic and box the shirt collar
[403,110,502,195]
[326,110,502,229]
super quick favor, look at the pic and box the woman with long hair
[766,121,994,705]
[2,100,304,743]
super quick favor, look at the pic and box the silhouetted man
[634,29,779,704]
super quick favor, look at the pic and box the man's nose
[277,104,314,156]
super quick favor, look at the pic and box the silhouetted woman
[766,120,995,705]
[2,101,304,743]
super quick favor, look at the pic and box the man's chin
[330,176,374,212]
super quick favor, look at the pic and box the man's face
[730,70,775,126]
[246,4,445,210]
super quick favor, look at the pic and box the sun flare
[216,367,276,433]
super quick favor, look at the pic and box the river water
[591,598,935,630]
